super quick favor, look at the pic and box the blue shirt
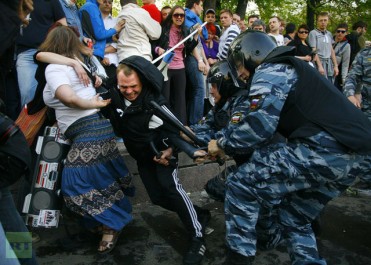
[184,8,208,40]
[79,0,116,58]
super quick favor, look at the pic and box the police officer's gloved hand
[208,139,225,159]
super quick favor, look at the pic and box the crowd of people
[0,0,370,265]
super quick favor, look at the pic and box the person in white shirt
[268,16,284,46]
[117,0,161,62]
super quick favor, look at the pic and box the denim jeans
[0,187,38,265]
[16,49,38,108]
[185,56,205,125]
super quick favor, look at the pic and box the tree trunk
[306,0,316,30]
[236,0,248,20]
[306,0,322,30]
[203,0,217,13]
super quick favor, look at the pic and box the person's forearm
[63,94,97,109]
[201,46,208,63]
[331,49,338,68]
[36,52,78,67]
[315,55,323,68]
[104,45,117,54]
[55,85,105,110]
[192,48,202,61]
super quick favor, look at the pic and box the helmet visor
[227,52,246,87]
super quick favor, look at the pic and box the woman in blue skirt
[38,25,132,254]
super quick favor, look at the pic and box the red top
[142,4,162,23]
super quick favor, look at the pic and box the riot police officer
[207,30,371,265]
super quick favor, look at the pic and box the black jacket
[105,56,198,160]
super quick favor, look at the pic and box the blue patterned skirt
[62,113,132,231]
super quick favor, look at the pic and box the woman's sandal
[97,226,122,254]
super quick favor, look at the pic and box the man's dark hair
[185,0,202,9]
[352,21,367,31]
[270,15,281,22]
[120,0,136,6]
[285,23,296,34]
[247,14,259,22]
[336,23,348,31]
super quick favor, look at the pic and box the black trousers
[162,68,187,125]
[136,157,203,238]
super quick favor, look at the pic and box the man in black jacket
[108,55,209,265]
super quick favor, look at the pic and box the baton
[150,101,206,148]
[150,101,225,165]
[152,22,207,65]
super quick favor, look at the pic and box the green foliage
[76,0,85,8]
[161,0,184,8]
[254,0,370,39]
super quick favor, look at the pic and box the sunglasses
[298,30,309,34]
[173,13,185,18]
[337,30,346,33]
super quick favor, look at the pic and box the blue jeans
[185,56,205,125]
[16,49,38,108]
[0,187,38,265]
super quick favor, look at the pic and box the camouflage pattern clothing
[343,47,371,184]
[215,63,361,265]
[343,47,371,120]
[191,96,251,145]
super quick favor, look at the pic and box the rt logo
[5,232,32,259]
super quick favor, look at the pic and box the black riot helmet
[207,60,245,95]
[228,30,277,75]
[206,60,245,105]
